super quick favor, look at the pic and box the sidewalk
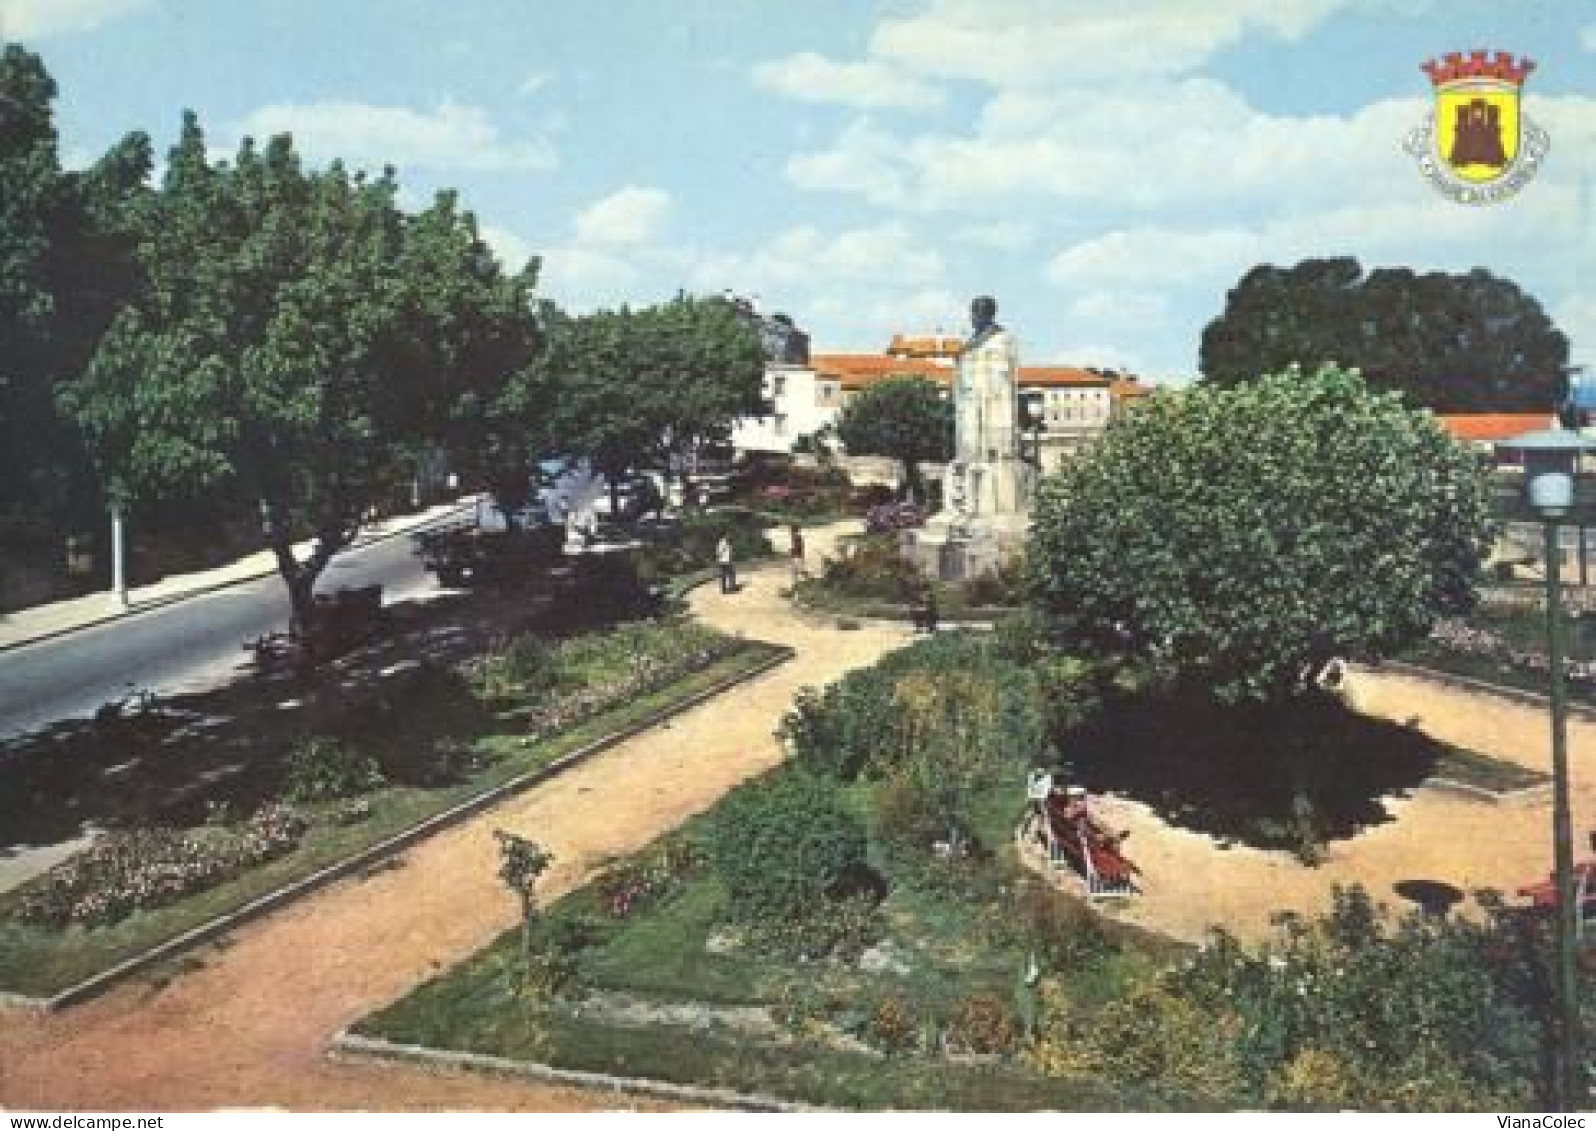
[0,499,476,653]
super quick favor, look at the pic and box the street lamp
[1501,425,1593,1110]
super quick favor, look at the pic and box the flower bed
[16,804,306,929]
[356,635,1578,1111]
[0,621,783,999]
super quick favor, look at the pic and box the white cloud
[0,0,149,39]
[236,100,555,173]
[953,220,1033,250]
[790,81,1424,214]
[870,0,1351,89]
[479,224,536,273]
[574,186,672,247]
[518,69,551,95]
[752,51,944,110]
[688,222,946,292]
[540,246,641,308]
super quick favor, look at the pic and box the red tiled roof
[887,334,964,360]
[812,354,951,389]
[813,351,1152,399]
[1436,413,1554,442]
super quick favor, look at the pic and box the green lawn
[356,777,1195,1111]
[0,642,782,999]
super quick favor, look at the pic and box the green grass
[0,643,782,999]
[1430,746,1549,793]
[1400,598,1596,709]
[357,771,1192,1111]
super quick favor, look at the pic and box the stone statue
[900,295,1031,581]
[948,295,1025,519]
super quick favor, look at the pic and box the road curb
[0,502,476,656]
[2,641,794,1012]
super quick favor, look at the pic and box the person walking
[717,535,737,593]
[788,523,806,586]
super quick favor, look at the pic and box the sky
[5,0,1596,383]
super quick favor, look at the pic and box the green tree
[525,295,763,514]
[835,375,952,500]
[0,45,147,536]
[61,114,537,635]
[1199,257,1570,412]
[1029,365,1493,702]
[641,294,765,488]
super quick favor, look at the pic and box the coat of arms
[1405,50,1549,205]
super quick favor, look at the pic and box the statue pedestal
[900,510,1027,583]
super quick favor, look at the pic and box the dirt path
[1098,666,1596,943]
[5,521,1589,1108]
[0,523,911,1111]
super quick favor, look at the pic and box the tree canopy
[526,295,765,495]
[1199,257,1569,413]
[0,45,148,531]
[59,112,540,630]
[1028,365,1493,702]
[835,375,952,497]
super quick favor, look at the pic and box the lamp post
[1502,426,1592,1110]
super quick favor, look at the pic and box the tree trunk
[903,461,923,504]
[608,476,621,521]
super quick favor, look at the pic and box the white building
[729,363,844,454]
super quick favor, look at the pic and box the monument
[900,296,1033,581]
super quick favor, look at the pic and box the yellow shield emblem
[1407,50,1549,205]
[1434,81,1520,184]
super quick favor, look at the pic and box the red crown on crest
[1421,50,1534,88]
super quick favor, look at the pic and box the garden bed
[353,780,1188,1112]
[352,628,1572,1111]
[0,623,786,1001]
[1399,599,1596,710]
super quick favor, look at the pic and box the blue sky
[7,0,1596,383]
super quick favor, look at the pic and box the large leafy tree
[526,295,764,512]
[60,113,538,633]
[1029,365,1493,702]
[0,45,147,532]
[1199,257,1569,412]
[835,375,952,499]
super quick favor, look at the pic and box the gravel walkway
[0,523,911,1111]
[4,523,1588,1108]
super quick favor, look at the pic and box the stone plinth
[900,512,1028,583]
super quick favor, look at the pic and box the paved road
[0,511,465,740]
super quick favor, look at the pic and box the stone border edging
[1424,776,1552,806]
[327,1030,823,1113]
[1354,658,1596,723]
[7,642,794,1013]
[0,500,479,656]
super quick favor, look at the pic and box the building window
[774,414,788,437]
[772,374,786,397]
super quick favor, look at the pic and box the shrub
[282,736,385,803]
[946,993,1019,1055]
[1031,982,1247,1101]
[818,537,924,601]
[866,994,921,1054]
[742,892,882,962]
[15,804,307,928]
[961,554,1027,608]
[596,841,699,919]
[1157,886,1546,1108]
[470,635,562,701]
[1014,879,1118,973]
[704,770,868,922]
[864,501,928,534]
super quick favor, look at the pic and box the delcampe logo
[1405,49,1549,205]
